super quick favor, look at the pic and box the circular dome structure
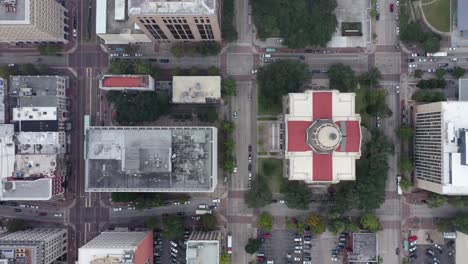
[306,120,342,153]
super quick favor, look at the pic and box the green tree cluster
[38,43,61,55]
[221,121,236,173]
[197,107,218,123]
[400,157,415,174]
[359,67,382,88]
[257,60,309,112]
[245,177,272,208]
[452,67,466,79]
[398,125,414,140]
[411,90,446,102]
[245,239,262,254]
[220,252,232,264]
[145,218,161,230]
[280,180,312,210]
[109,60,160,78]
[328,63,357,92]
[366,89,392,117]
[111,192,164,209]
[360,212,382,232]
[435,68,446,79]
[448,196,468,208]
[221,0,238,42]
[399,177,412,191]
[308,214,326,235]
[414,69,424,78]
[222,78,237,97]
[257,212,273,231]
[6,219,27,232]
[252,0,337,48]
[162,216,185,239]
[399,4,440,52]
[427,193,448,208]
[285,217,306,232]
[200,214,218,231]
[106,91,169,124]
[436,213,468,234]
[416,79,447,89]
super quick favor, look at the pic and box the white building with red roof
[99,75,155,92]
[284,90,361,184]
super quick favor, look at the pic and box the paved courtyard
[329,0,370,47]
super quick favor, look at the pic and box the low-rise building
[186,231,221,264]
[78,229,153,264]
[458,0,468,38]
[284,90,361,184]
[415,101,468,195]
[0,228,67,264]
[172,76,221,104]
[99,75,155,92]
[84,126,217,193]
[348,233,378,263]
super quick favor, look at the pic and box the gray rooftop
[459,0,468,31]
[460,79,468,101]
[85,126,217,192]
[0,0,29,24]
[128,0,216,16]
[9,76,68,108]
[349,233,378,263]
[104,0,145,34]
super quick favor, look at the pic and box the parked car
[409,246,417,252]
[177,212,185,216]
[212,198,221,203]
[263,233,272,239]
[54,213,63,217]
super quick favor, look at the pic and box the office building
[172,76,221,104]
[127,0,222,43]
[186,231,221,264]
[84,126,217,193]
[284,90,361,184]
[415,101,468,195]
[0,228,67,264]
[99,75,155,92]
[78,229,153,264]
[0,0,68,43]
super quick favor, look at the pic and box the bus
[265,48,276,53]
[195,209,212,215]
[84,115,90,135]
[397,176,402,195]
[427,52,447,57]
[227,234,233,254]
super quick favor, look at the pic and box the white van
[262,54,272,58]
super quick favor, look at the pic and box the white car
[127,206,136,210]
[396,85,400,94]
[376,2,379,9]
[212,198,221,203]
[294,257,302,261]
[396,27,399,35]
[409,246,417,252]
[294,250,301,254]
[113,208,122,211]
[54,213,63,217]
[184,201,191,204]
[72,29,77,37]
[409,240,417,246]
[233,166,237,173]
[248,172,252,179]
[279,200,285,204]
[396,0,399,5]
[8,64,15,67]
[170,241,178,247]
[428,69,436,73]
[411,53,418,57]
[173,201,180,205]
[233,111,237,119]
[252,70,258,74]
[418,58,427,62]
[192,216,200,220]
[449,47,456,51]
[451,58,458,62]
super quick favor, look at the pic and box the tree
[112,192,139,202]
[222,121,235,134]
[448,196,468,208]
[207,66,220,75]
[281,180,312,210]
[398,125,414,140]
[308,214,326,235]
[206,108,218,123]
[245,178,272,208]
[145,218,161,230]
[134,60,160,77]
[453,213,468,235]
[423,36,440,53]
[38,43,61,55]
[162,216,185,239]
[359,67,382,87]
[366,89,391,117]
[346,222,360,233]
[436,218,453,232]
[0,65,19,79]
[171,44,186,58]
[452,67,466,79]
[360,212,382,232]
[195,41,221,56]
[400,157,415,173]
[244,238,262,254]
[435,68,446,79]
[257,212,273,231]
[200,214,218,231]
[222,78,237,97]
[329,220,346,235]
[6,219,27,232]
[412,90,446,102]
[221,0,238,42]
[20,64,39,75]
[417,79,446,89]
[223,159,235,173]
[224,138,235,153]
[220,252,232,264]
[190,67,200,76]
[427,193,448,208]
[414,69,423,78]
[257,60,309,113]
[399,177,412,191]
[328,63,357,92]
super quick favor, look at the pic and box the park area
[422,0,450,32]
[258,158,283,193]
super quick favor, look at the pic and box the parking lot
[408,238,455,264]
[154,229,191,264]
[310,231,346,264]
[257,230,313,263]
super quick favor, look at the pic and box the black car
[248,164,252,171]
[14,209,21,212]
[409,254,417,261]
[160,59,170,63]
[299,56,305,60]
[407,58,415,62]
[447,68,454,72]
[304,49,313,53]
[447,240,455,247]
[177,212,185,216]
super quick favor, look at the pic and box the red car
[390,3,394,12]
[257,256,265,261]
[262,233,272,239]
[408,235,418,242]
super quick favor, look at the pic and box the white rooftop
[0,78,5,124]
[12,107,57,121]
[186,240,219,264]
[128,0,216,16]
[14,154,57,178]
[172,76,221,104]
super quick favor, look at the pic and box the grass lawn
[258,158,283,193]
[257,88,282,115]
[422,0,450,32]
[355,86,371,128]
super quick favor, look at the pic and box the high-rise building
[0,0,68,43]
[0,228,67,264]
[127,0,222,43]
[284,90,362,184]
[415,101,468,195]
[186,231,221,264]
[78,229,153,264]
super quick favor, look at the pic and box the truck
[397,176,402,195]
[427,52,447,57]
[227,234,233,254]
[195,209,212,215]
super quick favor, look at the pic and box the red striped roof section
[312,92,333,119]
[134,231,153,264]
[102,77,145,87]
[334,121,361,153]
[313,153,333,181]
[286,121,312,152]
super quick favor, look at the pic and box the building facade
[172,76,221,104]
[186,231,221,264]
[99,75,155,92]
[415,101,468,195]
[127,0,222,43]
[284,90,362,184]
[0,0,68,43]
[0,228,67,264]
[78,229,153,264]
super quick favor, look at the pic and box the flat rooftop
[186,239,219,264]
[128,0,216,16]
[0,0,29,25]
[85,126,217,192]
[172,76,221,104]
[349,233,378,263]
[459,79,468,101]
[10,75,68,108]
[13,107,57,121]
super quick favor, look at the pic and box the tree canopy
[400,157,415,173]
[398,125,414,140]
[427,193,448,208]
[412,90,446,102]
[221,0,237,42]
[359,67,382,88]
[6,219,27,232]
[245,178,272,208]
[328,63,357,92]
[220,252,232,264]
[257,60,309,112]
[109,59,160,78]
[435,68,446,79]
[360,212,382,232]
[257,212,273,232]
[162,216,185,239]
[281,180,312,210]
[222,78,237,97]
[366,89,392,117]
[252,0,337,48]
[200,214,218,231]
[399,177,412,191]
[307,214,326,235]
[414,69,423,78]
[416,79,446,89]
[452,67,466,79]
[38,43,61,55]
[245,239,262,254]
